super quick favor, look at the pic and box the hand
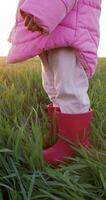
[20,10,46,33]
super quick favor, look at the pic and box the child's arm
[20,0,76,34]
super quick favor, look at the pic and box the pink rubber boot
[44,109,92,166]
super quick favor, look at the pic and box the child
[8,0,102,166]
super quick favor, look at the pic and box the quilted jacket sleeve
[20,0,76,34]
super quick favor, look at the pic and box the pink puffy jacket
[8,0,101,78]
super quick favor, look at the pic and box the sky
[0,0,106,57]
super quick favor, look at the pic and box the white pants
[39,48,90,114]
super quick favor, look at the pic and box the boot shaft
[56,110,92,145]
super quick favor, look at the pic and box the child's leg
[39,51,57,104]
[39,51,58,148]
[41,48,92,165]
[44,47,90,114]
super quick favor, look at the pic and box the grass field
[0,57,106,199]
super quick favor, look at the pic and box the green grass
[0,57,106,200]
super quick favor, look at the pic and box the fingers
[24,16,43,32]
[25,16,34,30]
[23,13,47,34]
[20,10,41,32]
[20,10,26,19]
[25,15,32,27]
[31,25,43,32]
